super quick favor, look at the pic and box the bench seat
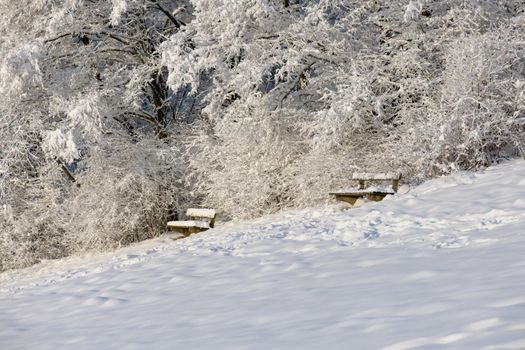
[329,191,392,205]
[166,220,211,230]
[330,172,401,206]
[167,208,216,236]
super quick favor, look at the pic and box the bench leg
[366,193,389,202]
[188,227,209,235]
[392,179,399,192]
[334,195,360,205]
[169,226,210,237]
[169,227,191,236]
[333,194,389,205]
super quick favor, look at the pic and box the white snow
[351,172,401,180]
[41,129,80,163]
[185,208,216,219]
[2,159,525,350]
[166,220,210,229]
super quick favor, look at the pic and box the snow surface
[351,172,401,180]
[2,160,525,350]
[185,208,216,219]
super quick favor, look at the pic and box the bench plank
[167,220,210,229]
[186,208,216,219]
[330,171,402,206]
[167,208,216,236]
[351,172,401,180]
[329,192,390,205]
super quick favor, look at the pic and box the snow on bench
[167,208,216,236]
[351,172,401,192]
[351,172,402,181]
[330,172,402,206]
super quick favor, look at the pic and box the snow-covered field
[2,160,525,350]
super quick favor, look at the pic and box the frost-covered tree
[0,0,193,271]
[161,0,525,219]
[381,1,525,177]
[160,0,382,218]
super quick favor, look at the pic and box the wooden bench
[167,208,216,236]
[330,172,402,206]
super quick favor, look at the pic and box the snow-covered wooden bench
[329,172,402,206]
[167,208,216,236]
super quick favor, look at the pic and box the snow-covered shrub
[0,136,184,271]
[385,20,525,178]
[163,0,371,218]
[62,140,181,251]
[430,27,525,172]
[163,0,525,219]
[0,0,193,271]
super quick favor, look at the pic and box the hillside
[2,1,524,270]
[1,159,525,349]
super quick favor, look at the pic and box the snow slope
[1,160,525,350]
